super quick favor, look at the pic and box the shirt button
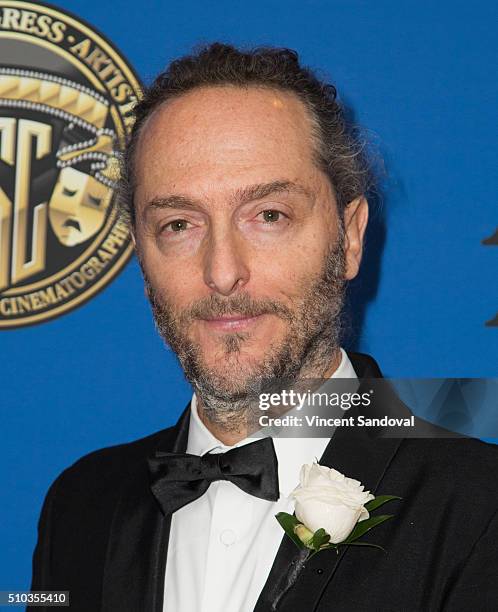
[219,529,237,546]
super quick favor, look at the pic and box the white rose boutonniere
[276,462,400,558]
[293,463,375,543]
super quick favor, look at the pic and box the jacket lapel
[101,405,190,612]
[254,352,407,612]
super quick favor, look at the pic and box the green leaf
[305,543,338,560]
[343,514,394,543]
[365,495,402,513]
[340,541,387,553]
[275,512,306,549]
[310,528,330,551]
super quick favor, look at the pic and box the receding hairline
[131,82,329,193]
[120,44,374,229]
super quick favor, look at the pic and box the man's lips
[200,313,266,332]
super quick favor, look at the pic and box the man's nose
[202,228,250,296]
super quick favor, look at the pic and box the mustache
[178,292,294,323]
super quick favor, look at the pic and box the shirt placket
[200,479,256,611]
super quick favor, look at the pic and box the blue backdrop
[1,0,497,593]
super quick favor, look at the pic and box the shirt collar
[186,348,357,496]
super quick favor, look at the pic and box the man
[30,43,498,611]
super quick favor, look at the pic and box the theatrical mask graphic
[49,167,113,247]
[0,0,141,328]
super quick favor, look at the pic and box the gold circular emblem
[0,1,140,328]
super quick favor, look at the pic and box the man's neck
[196,348,343,446]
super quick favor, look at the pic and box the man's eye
[259,209,282,223]
[165,219,190,232]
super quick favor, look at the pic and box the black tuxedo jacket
[30,352,498,611]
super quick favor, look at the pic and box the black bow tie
[148,436,280,516]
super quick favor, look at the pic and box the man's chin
[187,352,276,398]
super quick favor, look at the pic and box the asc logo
[0,1,141,328]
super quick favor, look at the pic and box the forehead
[133,85,320,204]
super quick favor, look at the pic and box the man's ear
[343,196,369,280]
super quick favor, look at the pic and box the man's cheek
[260,256,309,291]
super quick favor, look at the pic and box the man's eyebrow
[142,195,203,219]
[231,180,312,206]
[142,180,312,220]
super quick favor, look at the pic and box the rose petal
[295,498,362,544]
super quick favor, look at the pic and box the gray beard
[142,222,346,434]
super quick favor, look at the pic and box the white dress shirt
[163,348,357,612]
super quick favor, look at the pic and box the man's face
[133,86,367,407]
